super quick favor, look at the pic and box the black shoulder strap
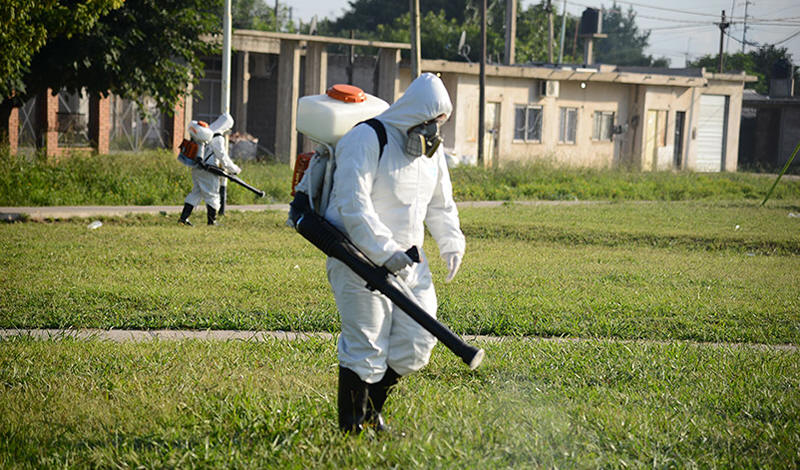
[359,118,387,159]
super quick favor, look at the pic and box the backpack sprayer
[287,85,484,370]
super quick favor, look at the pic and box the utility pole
[717,10,730,73]
[725,0,734,55]
[741,0,751,53]
[504,0,516,65]
[222,0,231,131]
[274,0,279,31]
[410,0,421,78]
[547,0,554,63]
[558,0,567,63]
[478,0,486,166]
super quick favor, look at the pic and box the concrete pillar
[89,95,110,154]
[275,39,301,165]
[37,89,60,158]
[377,48,401,104]
[304,42,328,96]
[504,0,516,65]
[6,107,18,155]
[234,51,250,133]
[302,42,328,152]
[164,95,186,153]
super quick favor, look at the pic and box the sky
[285,0,800,69]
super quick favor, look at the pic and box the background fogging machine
[200,162,266,198]
[288,193,485,370]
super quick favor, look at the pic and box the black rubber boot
[366,367,400,432]
[219,185,227,216]
[206,205,218,226]
[338,366,369,434]
[178,203,194,226]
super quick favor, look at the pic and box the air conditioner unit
[539,80,559,98]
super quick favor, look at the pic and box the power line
[571,0,800,24]
[775,28,800,45]
[601,0,724,19]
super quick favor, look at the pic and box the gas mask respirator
[405,120,442,158]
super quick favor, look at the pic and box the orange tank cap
[326,84,366,103]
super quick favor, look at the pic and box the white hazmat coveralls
[324,73,466,384]
[185,114,240,210]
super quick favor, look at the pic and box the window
[592,111,615,141]
[559,107,578,144]
[514,105,542,142]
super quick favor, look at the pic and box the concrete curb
[1,329,795,352]
[0,204,291,222]
[0,200,607,222]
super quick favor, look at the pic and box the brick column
[37,89,60,158]
[6,107,19,155]
[89,95,110,154]
[164,95,186,153]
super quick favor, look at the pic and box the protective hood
[376,73,452,132]
[209,113,234,134]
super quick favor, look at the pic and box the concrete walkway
[1,328,795,352]
[0,204,290,222]
[0,200,606,222]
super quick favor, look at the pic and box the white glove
[384,251,413,274]
[442,252,463,283]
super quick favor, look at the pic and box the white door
[695,94,728,172]
[483,102,500,167]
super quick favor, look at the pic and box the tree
[232,0,295,32]
[0,0,124,103]
[593,4,669,67]
[688,45,797,95]
[1,0,222,142]
[318,0,576,64]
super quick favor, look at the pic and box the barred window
[513,105,542,142]
[558,107,578,144]
[592,111,615,141]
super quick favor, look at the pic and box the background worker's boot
[366,367,400,432]
[178,203,194,226]
[338,366,369,434]
[219,184,227,216]
[206,205,218,226]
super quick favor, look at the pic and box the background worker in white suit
[325,73,465,433]
[178,113,240,226]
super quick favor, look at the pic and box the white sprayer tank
[296,84,389,146]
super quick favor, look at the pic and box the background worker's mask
[405,120,442,158]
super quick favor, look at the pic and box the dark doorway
[673,111,685,168]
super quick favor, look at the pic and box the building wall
[701,79,746,172]
[779,107,800,166]
[636,85,693,171]
[440,74,632,168]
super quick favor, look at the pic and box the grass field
[2,156,800,467]
[2,201,798,344]
[2,149,800,206]
[1,336,797,468]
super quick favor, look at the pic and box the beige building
[7,30,754,175]
[407,61,756,172]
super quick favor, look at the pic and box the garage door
[695,94,728,172]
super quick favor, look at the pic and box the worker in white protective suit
[324,73,465,434]
[178,113,241,226]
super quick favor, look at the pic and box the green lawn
[2,149,800,206]
[1,337,797,468]
[2,195,799,467]
[2,201,798,344]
